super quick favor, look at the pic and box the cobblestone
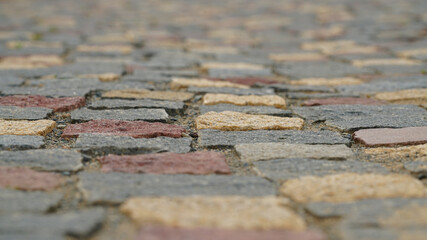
[354,127,427,146]
[0,106,52,120]
[0,135,44,150]
[0,95,85,112]
[0,120,56,136]
[0,189,63,213]
[200,104,292,116]
[88,99,185,114]
[0,166,63,191]
[70,108,168,122]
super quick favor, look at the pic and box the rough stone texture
[290,78,363,86]
[353,127,427,146]
[270,52,326,62]
[375,89,427,105]
[62,120,186,138]
[170,78,249,90]
[99,151,231,174]
[103,89,194,101]
[0,149,83,172]
[287,93,360,100]
[88,99,184,114]
[121,196,306,230]
[0,135,44,150]
[136,227,326,240]
[236,143,353,162]
[0,208,106,238]
[0,120,56,136]
[70,108,168,122]
[0,166,63,191]
[0,189,63,213]
[75,134,191,154]
[302,98,385,106]
[188,86,275,95]
[0,106,52,120]
[201,62,271,78]
[276,61,373,79]
[293,104,427,131]
[196,111,304,131]
[0,95,86,112]
[404,161,427,174]
[78,172,275,203]
[280,173,424,203]
[337,78,427,94]
[202,94,286,109]
[200,104,291,116]
[209,77,278,86]
[352,58,421,67]
[254,159,389,181]
[363,144,427,161]
[199,129,349,148]
[257,84,333,93]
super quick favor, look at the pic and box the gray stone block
[200,104,291,116]
[88,99,185,115]
[71,108,168,122]
[0,135,44,150]
[187,86,275,95]
[0,106,52,120]
[0,189,63,213]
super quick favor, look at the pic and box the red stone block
[0,166,62,191]
[99,151,231,174]
[136,227,326,240]
[0,95,85,112]
[61,120,186,138]
[302,97,386,106]
[353,126,427,147]
[209,77,278,86]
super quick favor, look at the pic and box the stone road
[0,0,427,239]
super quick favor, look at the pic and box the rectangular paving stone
[0,166,63,191]
[208,77,279,86]
[0,95,86,112]
[375,89,427,105]
[198,129,349,148]
[75,134,191,155]
[337,77,427,94]
[0,149,83,172]
[78,172,276,203]
[103,89,194,101]
[88,99,185,115]
[254,159,389,181]
[0,135,44,150]
[287,92,360,100]
[196,111,303,131]
[202,94,286,109]
[0,189,63,213]
[270,52,326,62]
[256,83,333,93]
[0,120,55,136]
[236,143,354,162]
[170,78,249,90]
[354,127,427,146]
[0,106,52,120]
[363,144,427,161]
[187,86,275,95]
[62,120,186,138]
[99,152,230,174]
[0,208,105,238]
[293,104,427,131]
[302,97,385,106]
[207,68,272,78]
[352,58,421,67]
[200,104,291,117]
[289,77,363,86]
[70,108,168,122]
[121,196,305,231]
[280,173,424,203]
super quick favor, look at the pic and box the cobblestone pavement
[1,0,427,239]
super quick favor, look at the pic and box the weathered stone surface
[0,149,83,172]
[363,144,427,161]
[75,134,191,154]
[88,99,184,114]
[354,127,427,146]
[99,152,231,174]
[79,172,275,203]
[352,58,421,67]
[302,98,385,106]
[200,104,291,116]
[276,61,373,79]
[0,106,52,120]
[70,108,168,122]
[0,208,106,238]
[62,120,186,138]
[0,55,64,69]
[337,78,427,94]
[121,196,305,230]
[257,84,333,93]
[103,89,194,101]
[202,94,286,109]
[270,52,326,62]
[187,86,275,95]
[0,166,62,191]
[290,78,363,86]
[201,62,271,78]
[280,173,424,203]
[0,135,44,150]
[236,143,353,162]
[404,161,427,174]
[136,227,325,240]
[171,78,249,90]
[199,129,349,148]
[287,92,360,100]
[0,95,85,112]
[254,159,389,181]
[0,120,56,136]
[375,89,427,105]
[293,105,427,131]
[0,76,25,88]
[196,111,303,131]
[0,189,63,213]
[209,77,278,86]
